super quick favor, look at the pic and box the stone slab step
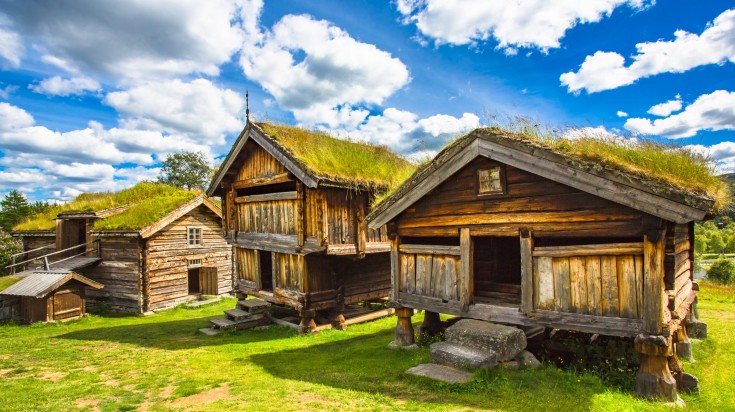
[198,327,221,336]
[210,318,237,329]
[225,309,251,321]
[405,363,473,384]
[430,342,497,370]
[237,299,271,314]
[445,319,526,362]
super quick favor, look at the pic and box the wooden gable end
[395,156,651,239]
[236,139,290,182]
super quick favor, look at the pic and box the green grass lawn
[0,283,733,412]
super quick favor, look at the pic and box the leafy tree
[726,235,735,254]
[707,259,735,284]
[0,231,22,276]
[0,190,31,232]
[708,232,725,255]
[694,237,707,255]
[158,151,212,191]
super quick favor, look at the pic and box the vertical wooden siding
[234,248,259,282]
[398,252,460,301]
[273,252,303,291]
[532,245,644,318]
[237,200,296,235]
[236,142,288,181]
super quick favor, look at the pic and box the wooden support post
[520,228,533,314]
[459,228,473,313]
[390,234,399,303]
[635,334,677,401]
[296,182,306,250]
[329,304,347,331]
[643,229,666,334]
[355,192,367,258]
[675,326,693,362]
[394,307,415,346]
[418,311,442,338]
[298,309,317,334]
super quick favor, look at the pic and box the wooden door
[52,285,84,320]
[199,267,219,295]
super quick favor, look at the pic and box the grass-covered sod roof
[257,122,417,192]
[14,182,199,231]
[371,126,730,220]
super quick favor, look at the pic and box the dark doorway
[188,268,200,295]
[473,236,521,305]
[259,250,273,291]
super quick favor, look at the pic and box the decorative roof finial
[246,88,250,124]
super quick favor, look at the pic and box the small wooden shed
[208,122,415,332]
[366,128,720,400]
[12,184,233,313]
[0,271,102,323]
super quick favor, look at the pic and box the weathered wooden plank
[519,230,533,314]
[616,255,638,319]
[585,256,603,316]
[534,256,554,310]
[406,253,416,294]
[532,242,643,257]
[391,237,399,299]
[643,231,665,333]
[444,257,458,301]
[233,173,292,190]
[432,257,446,299]
[415,255,428,295]
[398,244,461,256]
[235,191,298,204]
[600,256,619,317]
[634,255,643,318]
[552,258,571,312]
[569,257,588,314]
[459,227,473,312]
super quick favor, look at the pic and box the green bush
[707,259,735,284]
[0,231,22,276]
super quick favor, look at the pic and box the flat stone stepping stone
[405,364,473,384]
[237,299,270,313]
[198,327,221,336]
[445,319,527,362]
[430,342,498,370]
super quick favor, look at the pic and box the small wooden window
[478,167,504,195]
[187,227,202,246]
[188,258,202,267]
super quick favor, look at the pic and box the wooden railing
[5,240,101,275]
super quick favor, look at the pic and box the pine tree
[0,190,31,232]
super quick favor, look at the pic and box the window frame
[476,165,506,196]
[187,226,203,247]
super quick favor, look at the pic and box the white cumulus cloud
[30,76,100,96]
[239,11,410,126]
[561,8,735,93]
[624,90,735,138]
[396,0,648,52]
[617,111,629,118]
[647,96,683,117]
[105,79,244,145]
[2,0,245,82]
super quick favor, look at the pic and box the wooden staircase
[199,299,271,335]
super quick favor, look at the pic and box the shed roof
[207,122,415,196]
[367,128,723,228]
[0,271,103,298]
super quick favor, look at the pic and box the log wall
[145,205,233,310]
[396,157,648,238]
[18,233,56,265]
[666,224,693,313]
[83,235,142,313]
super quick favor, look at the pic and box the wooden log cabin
[366,128,723,401]
[207,122,415,332]
[11,183,233,313]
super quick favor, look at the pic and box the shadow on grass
[59,316,297,350]
[247,329,604,411]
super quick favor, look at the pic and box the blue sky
[0,0,734,202]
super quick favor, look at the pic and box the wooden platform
[14,257,102,277]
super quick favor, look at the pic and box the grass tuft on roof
[258,123,416,194]
[13,182,198,231]
[491,125,730,213]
